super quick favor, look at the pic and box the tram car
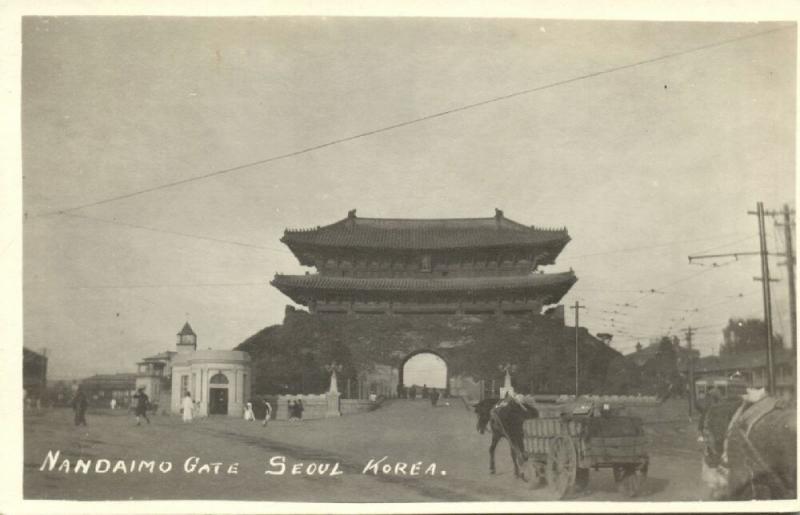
[694,376,748,410]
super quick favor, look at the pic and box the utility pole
[685,327,695,418]
[570,302,585,397]
[773,204,797,354]
[688,202,785,395]
[749,202,776,395]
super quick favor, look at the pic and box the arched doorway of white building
[209,373,229,415]
[400,351,448,394]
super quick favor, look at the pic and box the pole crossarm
[688,251,784,261]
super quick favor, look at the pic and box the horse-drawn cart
[519,406,649,499]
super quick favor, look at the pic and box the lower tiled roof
[272,271,576,304]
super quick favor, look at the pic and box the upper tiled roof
[282,209,570,253]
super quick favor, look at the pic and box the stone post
[325,363,343,417]
[498,363,516,398]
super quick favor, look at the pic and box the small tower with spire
[176,322,197,353]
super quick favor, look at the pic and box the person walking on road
[110,398,117,410]
[181,391,194,423]
[133,387,151,426]
[430,388,440,407]
[262,399,273,427]
[71,388,88,426]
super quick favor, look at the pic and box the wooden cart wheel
[613,465,626,483]
[546,436,577,499]
[619,462,648,498]
[519,458,540,488]
[575,467,590,492]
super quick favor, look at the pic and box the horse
[473,396,539,478]
[698,391,796,500]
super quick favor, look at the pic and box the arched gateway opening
[400,351,448,394]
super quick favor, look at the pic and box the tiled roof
[689,348,795,373]
[282,210,570,253]
[272,271,576,304]
[23,347,47,363]
[81,373,138,389]
[139,351,176,363]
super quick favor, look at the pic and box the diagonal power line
[59,212,290,253]
[31,24,792,218]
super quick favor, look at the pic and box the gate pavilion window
[421,254,431,272]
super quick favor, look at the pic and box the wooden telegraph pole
[689,202,785,396]
[773,204,797,354]
[684,327,695,418]
[750,202,777,395]
[570,301,585,397]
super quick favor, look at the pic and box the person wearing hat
[133,387,151,426]
[71,388,88,426]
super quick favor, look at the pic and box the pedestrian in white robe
[243,402,255,421]
[182,392,194,422]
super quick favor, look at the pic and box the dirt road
[24,399,709,502]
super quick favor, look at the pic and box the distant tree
[720,318,784,355]
[640,336,681,398]
[604,355,641,394]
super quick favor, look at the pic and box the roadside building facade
[23,347,48,403]
[135,350,175,412]
[170,350,252,417]
[80,373,138,408]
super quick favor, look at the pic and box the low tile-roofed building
[80,373,138,407]
[681,348,795,399]
[23,347,48,400]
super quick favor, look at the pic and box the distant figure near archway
[401,351,448,392]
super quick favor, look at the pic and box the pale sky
[21,18,795,378]
[404,353,448,389]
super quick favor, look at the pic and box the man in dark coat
[133,387,150,426]
[71,388,88,426]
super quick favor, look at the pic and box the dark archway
[399,350,449,396]
[209,373,229,414]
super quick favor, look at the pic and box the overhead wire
[58,212,291,254]
[29,24,793,218]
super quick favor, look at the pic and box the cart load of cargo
[519,401,649,499]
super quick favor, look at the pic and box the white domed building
[137,323,252,417]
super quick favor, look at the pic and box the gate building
[272,209,576,316]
